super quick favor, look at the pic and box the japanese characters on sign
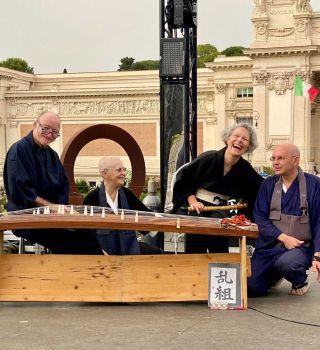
[208,263,242,309]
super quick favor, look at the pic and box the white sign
[208,263,242,309]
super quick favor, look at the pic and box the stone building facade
[0,0,320,187]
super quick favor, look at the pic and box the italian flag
[295,76,319,102]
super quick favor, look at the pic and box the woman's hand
[187,195,204,214]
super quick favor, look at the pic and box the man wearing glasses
[83,156,162,255]
[248,143,320,296]
[3,111,102,254]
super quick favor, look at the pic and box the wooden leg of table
[240,235,247,309]
[0,230,4,254]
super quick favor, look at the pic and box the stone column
[0,75,12,185]
[251,72,268,166]
[214,83,227,150]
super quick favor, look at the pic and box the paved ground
[0,270,319,350]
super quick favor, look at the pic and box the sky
[1,0,320,74]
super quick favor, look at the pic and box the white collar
[105,190,119,214]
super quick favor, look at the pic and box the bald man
[248,143,320,296]
[4,111,102,255]
[83,156,162,255]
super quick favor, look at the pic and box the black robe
[172,147,263,253]
[172,147,263,220]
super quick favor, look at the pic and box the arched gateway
[60,124,146,204]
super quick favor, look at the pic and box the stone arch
[60,124,146,204]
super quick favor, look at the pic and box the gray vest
[269,167,311,246]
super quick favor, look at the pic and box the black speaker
[160,38,185,78]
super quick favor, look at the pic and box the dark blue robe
[248,173,320,295]
[254,173,320,253]
[4,131,69,211]
[83,184,150,255]
[3,131,102,255]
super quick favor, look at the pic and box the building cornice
[4,87,160,99]
[205,57,253,71]
[245,45,319,57]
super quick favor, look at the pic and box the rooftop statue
[254,0,267,16]
[296,0,312,14]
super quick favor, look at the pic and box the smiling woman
[172,122,264,254]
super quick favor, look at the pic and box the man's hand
[187,195,204,214]
[312,253,320,283]
[278,233,304,250]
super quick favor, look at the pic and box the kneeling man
[248,144,320,296]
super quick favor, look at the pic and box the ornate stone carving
[215,84,225,94]
[268,27,295,37]
[226,98,236,111]
[295,18,308,32]
[7,98,161,117]
[198,95,214,114]
[296,71,309,81]
[204,115,217,126]
[255,21,268,35]
[267,72,295,95]
[311,23,320,33]
[253,73,268,85]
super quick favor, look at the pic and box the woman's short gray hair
[221,122,258,153]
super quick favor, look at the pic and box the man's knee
[274,250,308,278]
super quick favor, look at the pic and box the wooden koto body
[0,207,257,308]
[0,209,258,239]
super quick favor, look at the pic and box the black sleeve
[83,188,99,206]
[172,151,217,209]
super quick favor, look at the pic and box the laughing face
[226,127,250,157]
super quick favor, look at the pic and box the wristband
[313,255,320,262]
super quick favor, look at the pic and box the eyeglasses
[270,156,296,162]
[37,122,60,138]
[105,167,127,173]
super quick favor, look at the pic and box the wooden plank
[0,255,122,302]
[0,230,3,254]
[121,253,243,302]
[0,253,251,303]
[240,236,248,309]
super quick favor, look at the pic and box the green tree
[0,57,34,73]
[118,57,135,71]
[221,46,245,57]
[76,179,90,195]
[197,44,219,68]
[118,57,159,71]
[131,60,159,70]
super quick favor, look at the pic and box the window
[236,87,253,98]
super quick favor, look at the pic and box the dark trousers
[139,241,163,255]
[248,247,312,297]
[178,207,229,254]
[14,228,103,255]
[185,234,228,254]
